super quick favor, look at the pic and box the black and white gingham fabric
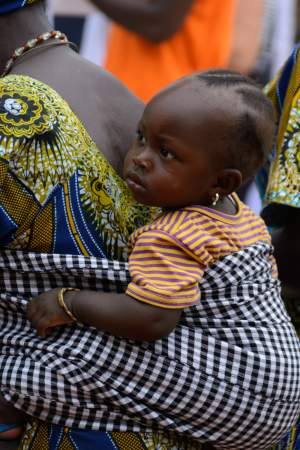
[0,243,299,450]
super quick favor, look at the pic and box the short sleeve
[126,229,206,309]
[0,76,68,248]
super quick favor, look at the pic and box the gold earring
[211,193,220,206]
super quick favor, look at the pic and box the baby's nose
[133,150,153,170]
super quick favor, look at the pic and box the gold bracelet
[57,288,80,322]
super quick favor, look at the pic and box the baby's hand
[27,288,74,338]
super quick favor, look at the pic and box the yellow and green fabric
[21,422,202,450]
[0,74,195,450]
[257,45,300,450]
[257,45,300,224]
[257,44,300,335]
[0,75,154,261]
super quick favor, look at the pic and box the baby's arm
[27,225,206,341]
[27,289,181,341]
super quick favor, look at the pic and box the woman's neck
[0,4,51,75]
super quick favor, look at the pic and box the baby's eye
[159,146,174,160]
[136,129,146,145]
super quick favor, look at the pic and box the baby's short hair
[193,70,275,182]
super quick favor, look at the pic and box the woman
[0,0,166,448]
[0,1,224,449]
[0,2,299,450]
[257,44,300,450]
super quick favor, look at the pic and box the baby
[28,69,277,339]
[22,70,300,448]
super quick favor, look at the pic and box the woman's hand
[27,288,75,338]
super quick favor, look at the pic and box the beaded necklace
[1,30,70,77]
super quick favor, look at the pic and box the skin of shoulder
[9,46,143,176]
[79,57,144,174]
[0,2,143,175]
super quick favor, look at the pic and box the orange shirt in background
[105,0,236,102]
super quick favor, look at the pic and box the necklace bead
[1,30,69,78]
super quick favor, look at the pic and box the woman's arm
[88,0,194,42]
[27,289,181,341]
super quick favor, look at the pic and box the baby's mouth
[125,171,145,190]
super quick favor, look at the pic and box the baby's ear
[215,168,242,196]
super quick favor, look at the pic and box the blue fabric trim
[0,423,20,432]
[48,425,120,450]
[0,1,36,14]
[277,44,300,111]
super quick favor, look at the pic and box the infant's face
[123,82,226,208]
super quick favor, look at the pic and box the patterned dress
[0,74,182,450]
[0,75,152,259]
[0,75,299,449]
[256,44,300,450]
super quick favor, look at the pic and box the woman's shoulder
[68,53,143,120]
[0,73,101,195]
[0,74,78,140]
[56,53,144,169]
[0,74,66,104]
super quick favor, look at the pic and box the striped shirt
[126,194,272,309]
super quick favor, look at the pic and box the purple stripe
[208,243,231,253]
[184,222,263,248]
[131,245,207,261]
[176,228,202,241]
[238,231,267,243]
[128,286,198,299]
[227,215,260,228]
[160,209,183,227]
[184,234,215,247]
[130,251,194,262]
[130,261,201,269]
[190,216,261,230]
[140,280,197,287]
[133,243,190,251]
[164,211,177,226]
[131,276,196,285]
[134,234,174,242]
[187,204,261,225]
[129,252,192,261]
[225,221,263,232]
[172,221,197,234]
[132,277,199,286]
[131,268,199,276]
[196,207,241,221]
[132,230,202,257]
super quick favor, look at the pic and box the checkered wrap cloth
[0,243,299,449]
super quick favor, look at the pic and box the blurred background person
[269,0,297,77]
[256,42,300,450]
[235,0,297,208]
[50,0,297,102]
[50,0,109,65]
[86,0,265,102]
[49,0,297,98]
